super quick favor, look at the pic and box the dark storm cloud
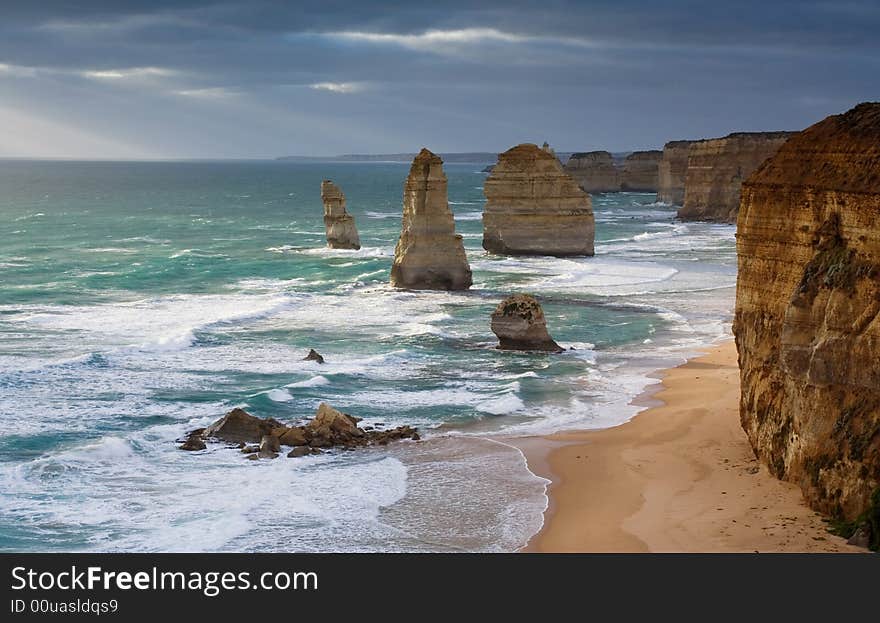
[0,1,878,157]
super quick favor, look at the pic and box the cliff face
[483,143,595,257]
[734,103,880,523]
[620,150,661,192]
[320,180,361,250]
[657,140,693,205]
[563,151,620,193]
[679,132,795,222]
[390,149,472,290]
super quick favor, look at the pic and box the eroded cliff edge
[679,132,795,223]
[734,103,880,529]
[484,143,594,256]
[620,150,661,192]
[563,151,620,193]
[657,140,693,205]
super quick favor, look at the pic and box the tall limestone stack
[390,149,472,290]
[483,144,595,257]
[678,131,795,222]
[563,151,620,193]
[320,180,361,250]
[620,150,662,192]
[734,103,880,531]
[656,140,694,204]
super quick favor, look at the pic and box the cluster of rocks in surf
[180,402,419,458]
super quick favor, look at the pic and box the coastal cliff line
[734,103,880,545]
[678,131,795,222]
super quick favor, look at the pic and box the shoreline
[507,340,862,553]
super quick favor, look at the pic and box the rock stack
[734,102,880,537]
[656,140,694,205]
[490,294,563,353]
[563,151,620,193]
[678,132,795,222]
[483,143,595,257]
[390,149,472,290]
[321,180,361,250]
[620,150,662,192]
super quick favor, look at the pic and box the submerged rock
[390,148,472,290]
[287,446,312,458]
[303,348,325,364]
[179,429,207,451]
[321,180,361,250]
[484,143,594,257]
[491,294,563,353]
[203,408,286,444]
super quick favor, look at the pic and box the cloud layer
[0,0,878,158]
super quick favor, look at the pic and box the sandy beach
[512,341,862,553]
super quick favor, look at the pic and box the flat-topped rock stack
[656,140,694,204]
[678,131,795,222]
[734,102,880,542]
[320,180,361,249]
[563,151,620,193]
[483,143,595,257]
[390,148,472,290]
[491,294,563,353]
[620,150,662,192]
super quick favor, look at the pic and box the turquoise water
[0,160,736,552]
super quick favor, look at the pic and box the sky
[0,0,878,159]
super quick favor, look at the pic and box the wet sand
[510,341,862,553]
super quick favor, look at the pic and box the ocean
[0,159,736,552]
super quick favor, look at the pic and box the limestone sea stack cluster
[483,143,595,257]
[320,180,360,250]
[563,151,620,193]
[620,150,662,191]
[390,149,472,290]
[734,102,880,537]
[656,140,693,204]
[491,294,563,353]
[677,132,795,222]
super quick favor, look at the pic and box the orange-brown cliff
[679,132,795,222]
[734,103,880,534]
[620,150,661,192]
[656,140,693,205]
